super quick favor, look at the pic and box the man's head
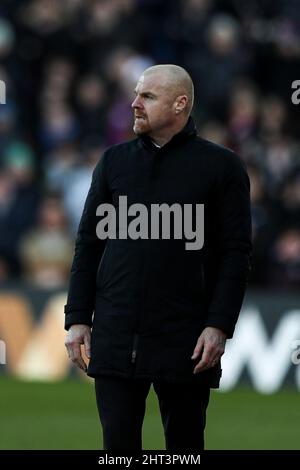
[131,64,194,145]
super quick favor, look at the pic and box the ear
[174,95,188,114]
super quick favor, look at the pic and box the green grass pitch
[0,376,299,450]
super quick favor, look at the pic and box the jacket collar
[138,116,197,151]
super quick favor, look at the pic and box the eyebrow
[134,90,157,97]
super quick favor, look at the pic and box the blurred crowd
[0,0,300,290]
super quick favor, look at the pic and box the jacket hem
[87,368,220,388]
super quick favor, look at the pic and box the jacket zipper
[201,262,205,295]
[130,152,154,366]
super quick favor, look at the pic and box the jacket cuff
[64,306,93,330]
[204,313,235,339]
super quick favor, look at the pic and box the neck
[148,117,189,147]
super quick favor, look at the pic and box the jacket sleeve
[64,151,110,330]
[204,152,252,338]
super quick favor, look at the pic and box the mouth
[135,115,146,120]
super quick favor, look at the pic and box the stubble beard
[133,117,149,135]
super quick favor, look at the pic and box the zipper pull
[131,349,137,364]
[131,333,139,364]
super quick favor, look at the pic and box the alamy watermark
[0,80,6,104]
[0,340,6,365]
[96,195,204,250]
[291,80,300,105]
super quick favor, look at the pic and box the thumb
[84,333,91,359]
[191,337,204,360]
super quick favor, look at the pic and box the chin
[133,124,147,135]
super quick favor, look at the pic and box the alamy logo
[0,80,6,104]
[96,195,204,250]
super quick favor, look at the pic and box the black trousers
[94,375,210,451]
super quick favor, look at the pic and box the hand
[65,324,91,372]
[191,327,226,374]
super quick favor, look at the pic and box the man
[64,64,252,451]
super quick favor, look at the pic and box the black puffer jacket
[64,118,252,387]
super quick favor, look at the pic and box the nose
[131,95,142,109]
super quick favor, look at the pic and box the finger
[193,345,214,373]
[210,355,220,368]
[65,338,75,359]
[84,332,91,359]
[75,358,87,372]
[191,336,204,360]
[70,342,87,371]
[65,343,72,359]
[194,353,220,374]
